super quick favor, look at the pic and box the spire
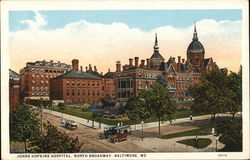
[193,21,198,41]
[154,33,159,52]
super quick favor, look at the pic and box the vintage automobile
[61,118,78,130]
[109,126,132,143]
[99,125,117,139]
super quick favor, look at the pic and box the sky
[9,10,242,73]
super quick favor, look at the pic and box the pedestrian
[190,115,192,120]
[195,136,199,148]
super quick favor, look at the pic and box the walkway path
[131,135,225,152]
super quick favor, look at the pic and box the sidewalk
[34,106,216,131]
[131,135,225,152]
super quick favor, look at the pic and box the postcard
[1,0,249,159]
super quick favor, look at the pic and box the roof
[159,62,168,71]
[204,58,212,67]
[9,69,20,79]
[103,72,115,78]
[150,51,165,60]
[26,60,71,69]
[87,70,103,78]
[187,40,205,53]
[57,70,101,79]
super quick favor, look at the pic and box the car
[109,126,132,143]
[99,125,117,139]
[61,118,78,130]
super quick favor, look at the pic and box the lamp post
[141,121,144,141]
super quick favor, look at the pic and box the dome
[187,40,205,53]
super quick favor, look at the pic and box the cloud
[20,11,47,30]
[9,13,242,74]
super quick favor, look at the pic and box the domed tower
[150,33,165,69]
[187,23,205,71]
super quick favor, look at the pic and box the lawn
[177,138,212,149]
[48,105,207,125]
[159,126,212,139]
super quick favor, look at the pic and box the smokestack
[108,68,111,72]
[146,59,150,68]
[116,61,121,72]
[178,56,181,63]
[72,59,79,70]
[89,64,92,71]
[80,66,83,71]
[94,66,97,72]
[140,60,145,67]
[182,59,185,63]
[134,57,139,67]
[129,58,133,67]
[85,66,88,72]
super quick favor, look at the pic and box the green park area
[48,104,205,125]
[177,138,212,149]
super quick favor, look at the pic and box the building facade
[9,69,20,112]
[19,60,71,101]
[50,59,104,104]
[115,24,226,102]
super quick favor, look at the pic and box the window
[32,87,35,91]
[92,81,95,86]
[36,75,40,78]
[88,90,90,96]
[41,87,44,91]
[78,89,80,96]
[32,74,35,78]
[72,81,75,88]
[36,87,39,91]
[93,91,95,96]
[97,82,100,86]
[41,81,44,84]
[82,81,85,86]
[82,90,85,96]
[67,90,70,96]
[72,90,75,96]
[88,81,90,86]
[77,81,80,87]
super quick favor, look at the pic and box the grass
[48,106,208,125]
[159,126,212,139]
[177,138,212,149]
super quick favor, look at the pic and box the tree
[216,118,242,151]
[29,122,82,153]
[91,112,98,128]
[227,66,242,119]
[125,96,150,121]
[189,71,230,128]
[140,83,176,135]
[10,104,40,152]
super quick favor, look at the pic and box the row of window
[31,92,49,96]
[31,68,67,73]
[32,80,49,84]
[66,89,101,97]
[32,74,58,79]
[66,80,101,87]
[31,86,49,91]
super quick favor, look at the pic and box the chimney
[172,57,176,62]
[182,59,185,63]
[134,57,139,67]
[178,56,181,63]
[129,58,133,67]
[122,66,126,71]
[72,59,79,70]
[50,60,53,63]
[80,66,83,71]
[108,68,111,72]
[116,61,121,72]
[94,66,97,72]
[140,60,145,67]
[58,61,60,64]
[85,66,88,72]
[89,64,92,71]
[146,58,150,68]
[101,72,103,75]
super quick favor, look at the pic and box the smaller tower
[150,33,165,69]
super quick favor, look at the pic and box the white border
[1,0,249,159]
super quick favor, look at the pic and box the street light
[141,121,144,141]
